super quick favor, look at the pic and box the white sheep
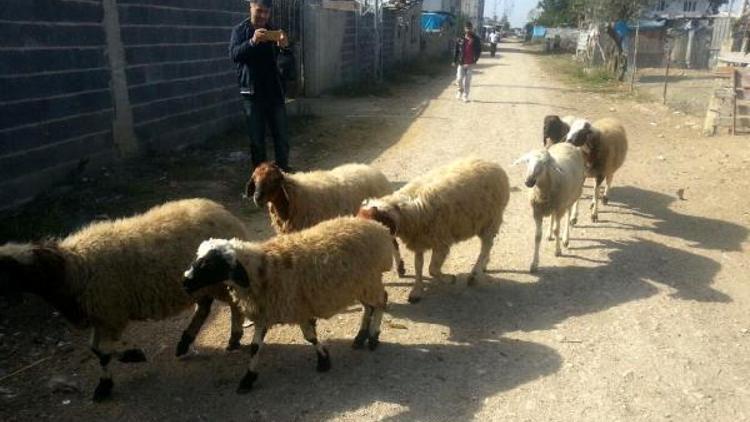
[357,158,510,303]
[0,199,251,401]
[565,117,628,222]
[514,143,585,273]
[183,216,392,393]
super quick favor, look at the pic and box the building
[422,0,460,14]
[643,0,714,19]
[460,0,485,27]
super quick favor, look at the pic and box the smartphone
[265,30,282,42]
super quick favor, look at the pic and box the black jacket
[229,18,284,102]
[453,33,482,65]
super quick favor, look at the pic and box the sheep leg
[603,174,613,205]
[429,246,455,284]
[226,302,245,351]
[300,319,331,372]
[408,251,425,303]
[469,232,495,286]
[591,175,604,222]
[237,324,268,394]
[176,296,214,357]
[570,199,579,226]
[90,328,117,402]
[392,238,406,277]
[367,296,386,351]
[563,209,572,248]
[352,304,373,350]
[547,217,556,241]
[554,213,563,256]
[530,212,543,273]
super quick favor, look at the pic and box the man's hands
[251,28,268,44]
[251,28,289,48]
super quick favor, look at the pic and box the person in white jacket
[489,30,500,57]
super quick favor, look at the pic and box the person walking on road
[453,21,482,103]
[489,29,500,57]
[230,0,293,172]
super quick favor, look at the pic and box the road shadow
[50,338,560,421]
[615,187,748,252]
[389,237,728,345]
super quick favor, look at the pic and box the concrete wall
[303,4,351,95]
[383,5,422,68]
[0,0,246,209]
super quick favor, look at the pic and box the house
[644,0,714,19]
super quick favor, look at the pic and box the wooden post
[663,46,672,105]
[630,17,641,92]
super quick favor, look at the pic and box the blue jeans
[242,96,290,171]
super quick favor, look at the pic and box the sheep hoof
[529,264,538,274]
[226,340,242,351]
[368,333,380,351]
[316,348,331,372]
[570,217,577,226]
[397,262,406,277]
[563,240,570,248]
[554,249,562,257]
[92,378,114,402]
[467,274,479,286]
[602,196,609,205]
[236,370,258,394]
[591,214,599,223]
[352,329,368,349]
[119,349,147,363]
[175,333,194,357]
[407,295,422,304]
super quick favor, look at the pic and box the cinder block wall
[0,0,247,210]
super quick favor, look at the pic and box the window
[657,0,667,11]
[683,1,697,12]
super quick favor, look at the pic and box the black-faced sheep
[357,158,510,303]
[565,117,628,222]
[514,143,585,273]
[0,199,251,401]
[543,115,577,147]
[244,162,405,275]
[182,216,392,393]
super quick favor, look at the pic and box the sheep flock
[0,115,628,400]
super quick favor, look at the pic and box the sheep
[514,143,585,273]
[565,117,628,222]
[0,199,251,401]
[182,216,392,393]
[357,158,510,303]
[543,115,578,147]
[244,162,405,275]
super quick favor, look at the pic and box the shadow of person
[388,237,728,345]
[100,338,560,421]
[614,187,748,252]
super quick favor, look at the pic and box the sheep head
[358,199,401,235]
[514,150,561,188]
[244,162,287,208]
[543,115,569,147]
[0,242,65,297]
[565,119,594,147]
[183,239,250,296]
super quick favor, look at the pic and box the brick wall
[0,0,247,210]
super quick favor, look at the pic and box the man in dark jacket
[230,0,291,172]
[452,21,482,103]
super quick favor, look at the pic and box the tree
[500,13,511,31]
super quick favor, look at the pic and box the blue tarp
[616,19,667,36]
[421,12,453,32]
[532,26,547,39]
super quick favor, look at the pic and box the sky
[486,0,745,28]
[484,0,538,28]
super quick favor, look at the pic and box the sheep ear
[245,179,256,197]
[231,262,250,288]
[512,154,529,166]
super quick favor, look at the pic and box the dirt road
[2,41,749,421]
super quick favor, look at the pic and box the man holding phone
[230,0,292,172]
